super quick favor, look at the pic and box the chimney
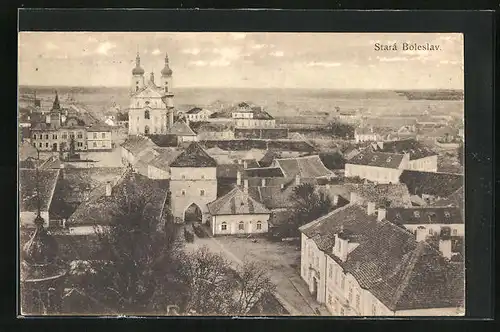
[243,179,248,193]
[377,208,386,221]
[105,181,112,197]
[261,178,266,187]
[243,160,248,169]
[333,194,339,206]
[367,202,376,215]
[280,183,285,190]
[295,174,300,186]
[415,226,427,242]
[439,237,452,259]
[349,192,358,204]
[236,171,241,186]
[238,159,242,165]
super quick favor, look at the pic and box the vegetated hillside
[395,90,464,100]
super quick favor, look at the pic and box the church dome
[132,52,145,76]
[161,52,173,76]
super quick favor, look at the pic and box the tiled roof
[86,123,112,132]
[170,142,217,168]
[355,127,375,135]
[134,150,159,175]
[148,134,178,147]
[244,167,284,178]
[207,186,270,216]
[399,170,464,197]
[431,187,464,209]
[31,122,58,132]
[121,135,155,155]
[254,183,297,209]
[67,172,169,226]
[186,107,203,114]
[346,151,404,169]
[19,169,60,212]
[373,139,437,160]
[167,120,197,136]
[300,204,464,311]
[148,148,182,172]
[348,183,412,208]
[386,207,463,225]
[217,164,243,178]
[258,149,309,167]
[274,155,333,178]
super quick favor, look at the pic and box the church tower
[160,52,175,129]
[131,52,145,94]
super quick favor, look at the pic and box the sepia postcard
[18,32,465,317]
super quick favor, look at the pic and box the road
[184,231,330,316]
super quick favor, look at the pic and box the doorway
[184,203,202,224]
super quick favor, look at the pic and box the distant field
[19,86,464,119]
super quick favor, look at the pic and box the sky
[18,32,464,90]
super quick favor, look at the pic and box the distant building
[128,52,175,135]
[399,170,464,204]
[354,127,378,143]
[271,155,335,180]
[167,120,198,143]
[86,124,113,151]
[335,108,360,124]
[207,186,271,235]
[169,143,218,223]
[299,203,464,316]
[345,151,409,184]
[185,107,213,122]
[120,135,156,166]
[147,148,182,180]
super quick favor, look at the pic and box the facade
[146,148,182,180]
[207,186,271,236]
[299,204,464,316]
[86,124,113,151]
[185,107,213,122]
[354,127,379,143]
[167,120,198,143]
[344,151,409,184]
[169,143,218,223]
[128,52,175,135]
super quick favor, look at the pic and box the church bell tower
[131,52,145,94]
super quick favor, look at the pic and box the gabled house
[344,151,408,184]
[370,139,438,172]
[167,120,198,143]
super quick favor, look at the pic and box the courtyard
[184,233,330,316]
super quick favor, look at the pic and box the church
[128,52,175,135]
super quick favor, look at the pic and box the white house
[344,151,409,184]
[86,124,113,151]
[185,107,213,122]
[207,185,271,236]
[299,203,464,316]
[167,120,198,143]
[354,127,379,143]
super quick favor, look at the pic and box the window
[452,229,458,236]
[181,174,186,179]
[102,133,106,139]
[93,142,97,147]
[45,143,49,148]
[371,303,377,316]
[238,221,244,230]
[200,189,205,196]
[45,134,49,139]
[70,134,75,139]
[356,294,360,309]
[77,133,83,139]
[221,222,227,231]
[62,134,67,139]
[414,211,420,218]
[93,133,97,139]
[429,229,433,235]
[101,142,105,147]
[33,134,37,140]
[145,110,150,119]
[341,275,345,289]
[39,142,42,148]
[52,134,57,139]
[77,142,82,147]
[329,265,333,278]
[181,190,186,196]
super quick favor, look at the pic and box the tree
[288,183,333,231]
[89,173,186,314]
[326,121,355,139]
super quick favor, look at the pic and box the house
[185,107,213,122]
[210,102,276,128]
[234,128,288,140]
[354,127,378,143]
[370,139,438,172]
[19,168,60,228]
[147,148,182,179]
[169,142,218,223]
[386,207,464,244]
[207,186,271,235]
[362,116,417,131]
[120,135,156,166]
[65,171,169,235]
[86,123,113,151]
[335,109,360,125]
[399,170,464,204]
[194,122,235,140]
[167,120,198,143]
[271,155,335,180]
[345,151,408,184]
[299,203,464,316]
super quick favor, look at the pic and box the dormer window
[372,156,378,161]
[386,157,392,162]
[145,110,150,119]
[414,211,420,218]
[444,211,451,218]
[358,155,363,160]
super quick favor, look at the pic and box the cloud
[209,59,231,67]
[182,48,201,55]
[251,44,267,49]
[87,36,98,43]
[439,60,461,65]
[306,61,341,68]
[151,49,161,55]
[230,33,246,40]
[377,56,409,62]
[45,42,59,50]
[95,42,116,55]
[188,60,207,67]
[270,51,284,57]
[212,47,241,60]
